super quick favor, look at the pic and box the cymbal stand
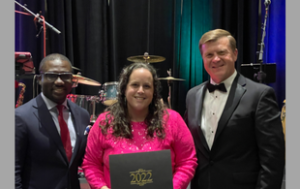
[167,69,172,109]
[88,96,100,123]
[143,52,150,64]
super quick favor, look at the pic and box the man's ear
[234,48,238,61]
[37,75,42,85]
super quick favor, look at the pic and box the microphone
[264,0,271,6]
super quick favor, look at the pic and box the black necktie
[206,82,227,93]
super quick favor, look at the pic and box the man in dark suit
[15,53,91,189]
[184,29,285,189]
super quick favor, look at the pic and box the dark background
[15,0,286,118]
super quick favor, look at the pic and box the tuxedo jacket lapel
[33,95,69,163]
[196,82,210,152]
[214,73,246,142]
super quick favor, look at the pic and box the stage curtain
[172,0,212,115]
[15,0,285,116]
[262,0,286,108]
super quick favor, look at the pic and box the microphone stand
[255,0,271,83]
[15,1,61,34]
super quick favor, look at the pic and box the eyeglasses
[41,72,73,82]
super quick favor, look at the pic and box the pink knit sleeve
[82,113,108,189]
[168,110,198,189]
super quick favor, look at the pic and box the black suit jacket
[184,73,285,189]
[15,94,91,189]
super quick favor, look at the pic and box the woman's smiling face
[125,68,154,114]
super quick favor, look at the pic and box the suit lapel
[214,73,246,142]
[33,95,69,163]
[196,82,210,152]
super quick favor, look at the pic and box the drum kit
[68,69,118,123]
[69,52,185,122]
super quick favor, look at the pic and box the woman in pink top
[82,62,197,189]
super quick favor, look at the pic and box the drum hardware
[99,81,119,106]
[15,1,61,34]
[159,69,185,109]
[72,73,101,86]
[72,66,81,71]
[88,96,101,123]
[15,52,35,79]
[127,52,166,64]
[67,94,100,123]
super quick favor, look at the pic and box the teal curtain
[173,0,212,115]
[175,0,212,88]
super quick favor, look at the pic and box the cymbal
[72,66,81,71]
[127,52,166,63]
[72,74,101,86]
[158,76,185,81]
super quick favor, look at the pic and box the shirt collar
[210,70,237,91]
[41,92,69,111]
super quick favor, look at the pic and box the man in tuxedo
[184,29,285,189]
[15,53,90,189]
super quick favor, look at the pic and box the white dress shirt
[201,70,237,149]
[41,92,77,152]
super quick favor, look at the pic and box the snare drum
[100,81,119,106]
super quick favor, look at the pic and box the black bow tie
[206,82,227,93]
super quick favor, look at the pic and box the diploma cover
[109,150,173,189]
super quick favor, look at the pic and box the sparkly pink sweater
[82,109,197,189]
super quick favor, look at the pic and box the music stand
[241,63,276,84]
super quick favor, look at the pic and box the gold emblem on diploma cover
[130,169,153,186]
